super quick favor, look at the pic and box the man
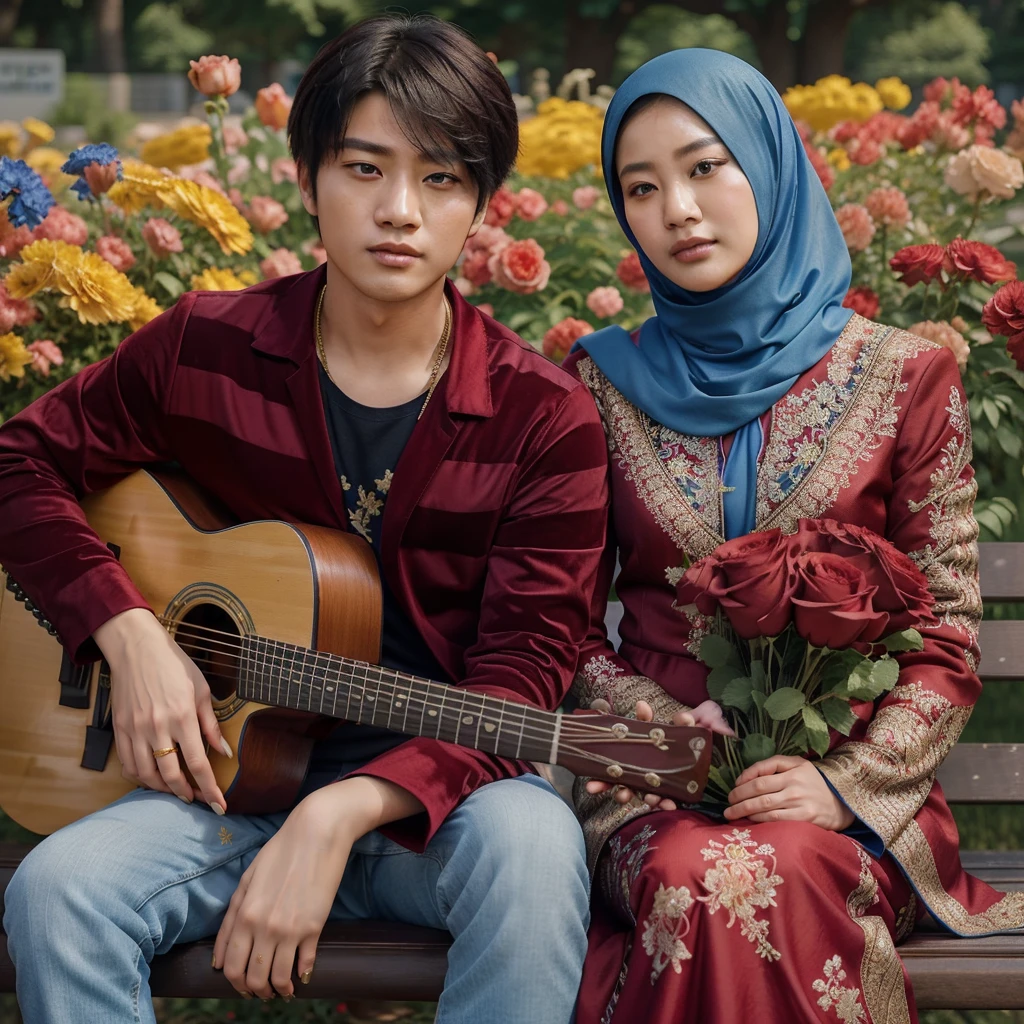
[0,15,608,1022]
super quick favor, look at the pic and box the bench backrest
[604,542,1023,806]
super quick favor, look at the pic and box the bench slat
[937,743,1024,803]
[979,619,1024,681]
[980,543,1024,602]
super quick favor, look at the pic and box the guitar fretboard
[238,635,560,763]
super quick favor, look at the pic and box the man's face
[300,91,485,303]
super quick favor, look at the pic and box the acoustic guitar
[0,469,711,835]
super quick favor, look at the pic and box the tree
[94,0,125,71]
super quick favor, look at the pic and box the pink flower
[255,83,292,130]
[82,161,120,197]
[246,195,288,234]
[222,122,248,154]
[897,101,940,150]
[0,282,37,332]
[27,339,63,377]
[848,137,882,166]
[270,157,298,184]
[453,276,475,296]
[488,238,551,294]
[142,217,183,258]
[484,186,517,227]
[803,140,835,191]
[461,249,493,287]
[616,251,650,293]
[476,302,494,318]
[952,85,1006,132]
[33,205,88,246]
[190,170,226,196]
[543,317,593,361]
[864,187,910,229]
[227,155,251,186]
[188,55,242,98]
[933,112,971,151]
[908,319,970,369]
[551,199,569,216]
[572,185,600,210]
[464,224,510,255]
[259,247,303,280]
[586,285,624,319]
[0,210,33,258]
[308,242,327,265]
[516,187,548,221]
[923,77,952,105]
[95,235,136,272]
[227,188,247,213]
[834,203,875,252]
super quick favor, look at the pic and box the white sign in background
[0,49,65,122]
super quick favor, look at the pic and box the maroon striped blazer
[0,267,610,848]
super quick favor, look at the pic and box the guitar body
[0,469,382,834]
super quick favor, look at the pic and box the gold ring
[152,746,178,758]
[256,953,265,964]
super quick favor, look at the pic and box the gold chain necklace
[314,285,452,421]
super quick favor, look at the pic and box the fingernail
[242,993,252,1000]
[283,994,294,1002]
[300,969,313,984]
[220,737,233,758]
[211,953,217,969]
[212,803,225,816]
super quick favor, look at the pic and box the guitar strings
[154,616,659,745]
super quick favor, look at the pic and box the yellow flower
[13,238,137,324]
[191,267,248,291]
[140,123,212,171]
[875,77,912,111]
[237,269,258,286]
[107,160,171,214]
[0,122,21,159]
[517,98,604,178]
[21,117,55,152]
[0,332,33,382]
[783,77,884,133]
[827,147,851,172]
[4,258,56,299]
[129,287,163,331]
[25,146,75,190]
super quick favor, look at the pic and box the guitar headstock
[556,712,712,802]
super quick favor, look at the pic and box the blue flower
[0,157,55,230]
[62,143,122,201]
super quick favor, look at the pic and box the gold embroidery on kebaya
[817,682,971,846]
[697,828,783,962]
[812,955,867,1023]
[641,884,695,983]
[846,844,912,1024]
[890,821,1024,935]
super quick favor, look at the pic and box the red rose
[791,553,889,648]
[943,237,1017,284]
[484,186,517,228]
[790,519,935,632]
[677,530,794,639]
[488,238,551,294]
[890,244,946,287]
[982,280,1024,368]
[842,286,880,320]
[616,251,650,293]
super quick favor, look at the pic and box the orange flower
[188,55,242,99]
[616,251,649,293]
[543,317,593,361]
[255,84,292,131]
[488,238,550,295]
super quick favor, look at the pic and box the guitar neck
[238,635,560,763]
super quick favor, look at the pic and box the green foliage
[132,3,214,73]
[613,6,759,84]
[46,73,137,148]
[857,2,991,87]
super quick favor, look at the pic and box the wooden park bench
[1,543,1023,1009]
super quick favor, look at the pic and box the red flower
[543,317,593,361]
[952,84,1007,132]
[676,530,794,640]
[923,76,952,105]
[803,140,835,191]
[484,186,517,227]
[890,244,946,287]
[897,101,940,150]
[982,280,1024,368]
[842,287,880,320]
[791,553,889,648]
[943,237,1017,284]
[616,251,650,293]
[790,519,935,632]
[488,238,551,294]
[848,137,882,166]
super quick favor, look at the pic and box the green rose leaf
[882,629,924,653]
[741,733,776,766]
[821,648,870,694]
[721,676,755,713]
[870,657,900,695]
[751,689,767,712]
[801,705,831,757]
[750,660,767,693]
[705,665,738,703]
[786,725,808,753]
[819,696,858,734]
[700,634,741,670]
[836,659,876,700]
[763,686,807,721]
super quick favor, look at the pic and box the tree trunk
[94,0,125,73]
[747,1,797,92]
[563,0,643,86]
[798,2,858,84]
[0,0,23,46]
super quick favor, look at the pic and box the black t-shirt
[301,362,450,792]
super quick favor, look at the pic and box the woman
[565,48,1024,1023]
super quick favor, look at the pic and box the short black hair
[289,14,519,216]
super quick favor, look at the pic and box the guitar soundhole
[177,603,241,701]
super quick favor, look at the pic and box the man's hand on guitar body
[214,776,425,1000]
[93,607,230,812]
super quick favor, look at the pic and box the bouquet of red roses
[675,518,937,803]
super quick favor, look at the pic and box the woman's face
[616,97,759,293]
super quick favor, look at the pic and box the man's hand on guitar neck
[93,607,231,812]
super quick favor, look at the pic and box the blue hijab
[576,48,853,538]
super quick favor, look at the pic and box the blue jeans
[4,774,589,1024]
